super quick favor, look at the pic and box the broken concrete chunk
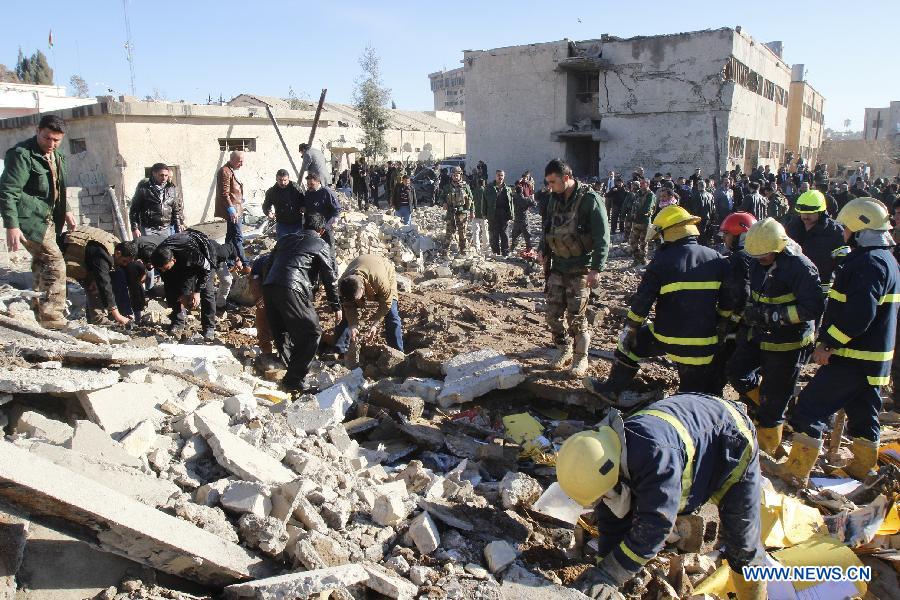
[66,420,143,468]
[437,349,525,407]
[302,530,351,567]
[172,500,239,544]
[290,538,327,570]
[180,434,211,461]
[15,411,74,445]
[238,514,290,556]
[294,496,329,534]
[196,478,232,506]
[315,383,355,422]
[399,378,443,403]
[499,472,544,510]
[362,562,418,600]
[224,564,368,599]
[408,511,440,555]
[320,498,353,530]
[1,366,119,394]
[285,401,341,434]
[373,494,411,527]
[408,565,434,586]
[119,420,157,457]
[224,394,258,420]
[484,540,517,573]
[76,382,168,437]
[221,481,272,518]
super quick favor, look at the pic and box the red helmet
[719,212,757,235]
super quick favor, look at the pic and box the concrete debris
[0,366,119,394]
[66,420,144,468]
[484,540,518,573]
[15,410,74,445]
[437,349,526,407]
[64,322,129,345]
[171,499,240,544]
[315,382,356,422]
[238,514,290,556]
[224,393,259,420]
[196,478,233,507]
[224,564,368,599]
[407,511,441,554]
[0,508,29,599]
[499,471,544,510]
[221,481,272,518]
[76,382,168,437]
[362,562,418,600]
[119,419,158,457]
[373,493,412,527]
[408,565,434,586]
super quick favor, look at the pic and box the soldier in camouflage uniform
[439,166,474,254]
[541,159,610,377]
[629,178,656,265]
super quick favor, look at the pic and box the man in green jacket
[471,177,489,254]
[0,115,76,329]
[484,170,515,256]
[541,159,610,377]
[629,178,656,265]
[438,166,474,255]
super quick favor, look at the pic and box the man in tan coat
[216,151,248,269]
[335,254,404,355]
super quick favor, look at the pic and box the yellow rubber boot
[844,437,879,481]
[731,569,767,600]
[773,432,822,487]
[756,424,783,456]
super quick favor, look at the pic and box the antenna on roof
[122,0,137,95]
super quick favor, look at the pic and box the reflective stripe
[627,309,646,324]
[831,246,850,258]
[833,347,894,361]
[751,291,796,304]
[666,353,715,365]
[710,398,755,505]
[786,305,800,324]
[617,339,642,363]
[759,333,815,352]
[717,308,734,318]
[826,325,851,345]
[828,289,847,303]
[633,409,694,511]
[659,281,722,295]
[649,323,718,346]
[867,376,890,386]
[618,541,650,565]
[880,294,900,304]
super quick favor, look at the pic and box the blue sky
[3,0,897,130]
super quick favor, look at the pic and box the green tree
[353,45,391,161]
[69,74,89,97]
[15,48,54,85]
[0,63,19,83]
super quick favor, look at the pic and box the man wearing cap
[786,189,847,293]
[439,166,474,255]
[584,205,733,405]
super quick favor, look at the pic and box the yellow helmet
[744,217,789,257]
[555,427,621,507]
[647,205,701,242]
[837,197,891,232]
[794,190,826,214]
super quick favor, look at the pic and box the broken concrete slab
[315,383,355,422]
[0,366,119,395]
[0,441,273,586]
[407,511,440,554]
[221,481,272,518]
[362,562,418,600]
[372,494,411,527]
[367,380,425,420]
[484,540,517,573]
[119,420,158,457]
[15,411,74,445]
[224,564,368,599]
[0,507,28,599]
[66,420,144,468]
[500,577,591,599]
[437,349,525,407]
[76,382,169,437]
[284,400,341,434]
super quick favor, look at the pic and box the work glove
[716,317,732,343]
[620,324,639,355]
[572,567,625,600]
[741,305,768,328]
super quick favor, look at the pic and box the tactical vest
[64,226,120,281]
[446,185,469,211]
[545,185,594,258]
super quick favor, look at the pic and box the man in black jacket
[739,181,768,220]
[130,163,184,237]
[785,190,847,292]
[151,229,218,340]
[263,169,304,238]
[263,213,341,393]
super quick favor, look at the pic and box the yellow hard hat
[837,197,891,232]
[794,190,826,214]
[555,427,621,508]
[744,217,789,257]
[652,205,701,231]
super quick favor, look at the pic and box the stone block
[76,382,168,437]
[66,420,143,468]
[15,411,74,445]
[119,420,157,457]
[499,472,544,510]
[367,381,425,420]
[408,511,440,554]
[221,481,272,518]
[484,540,517,573]
[224,564,368,599]
[315,383,354,422]
[437,349,525,407]
[372,494,411,527]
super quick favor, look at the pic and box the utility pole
[122,0,137,96]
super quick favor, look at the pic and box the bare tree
[70,74,90,98]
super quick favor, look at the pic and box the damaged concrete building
[462,27,825,179]
[0,95,465,236]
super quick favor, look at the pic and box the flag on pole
[48,30,53,48]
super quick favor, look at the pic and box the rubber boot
[730,569,766,600]
[772,432,822,487]
[550,341,573,369]
[742,386,761,406]
[756,424,784,456]
[583,360,639,407]
[844,437,879,481]
[571,333,590,377]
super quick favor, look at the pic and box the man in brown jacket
[216,151,248,268]
[335,254,404,356]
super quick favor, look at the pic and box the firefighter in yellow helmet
[584,205,734,407]
[777,198,900,485]
[727,218,824,456]
[785,189,848,294]
[557,393,765,600]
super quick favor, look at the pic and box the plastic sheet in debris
[760,487,827,549]
[530,482,588,525]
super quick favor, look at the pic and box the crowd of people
[4,113,900,600]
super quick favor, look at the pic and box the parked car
[412,167,438,205]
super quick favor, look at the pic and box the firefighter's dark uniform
[785,215,848,291]
[710,242,754,395]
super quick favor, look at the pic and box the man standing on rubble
[0,114,76,329]
[263,169,304,239]
[777,199,900,485]
[542,159,609,377]
[351,158,369,210]
[439,166,474,255]
[298,143,331,186]
[557,393,765,600]
[471,177,489,254]
[584,206,733,405]
[150,229,218,341]
[130,163,184,238]
[628,179,655,265]
[785,189,847,294]
[728,218,824,456]
[301,172,341,261]
[334,253,403,359]
[509,182,535,252]
[484,169,514,256]
[390,174,417,225]
[263,213,341,394]
[216,151,249,272]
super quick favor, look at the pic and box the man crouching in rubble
[262,213,341,394]
[557,393,766,600]
[150,229,218,341]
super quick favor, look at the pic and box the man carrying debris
[628,178,655,266]
[557,393,765,600]
[150,229,218,341]
[778,198,900,485]
[727,218,824,456]
[334,253,404,361]
[542,158,609,377]
[215,151,249,272]
[439,166,474,255]
[390,174,417,225]
[298,143,332,186]
[262,213,341,393]
[484,169,514,256]
[262,169,304,238]
[0,114,76,329]
[584,206,733,405]
[785,189,847,294]
[129,163,184,237]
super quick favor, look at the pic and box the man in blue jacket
[778,198,900,484]
[785,189,848,293]
[557,393,765,600]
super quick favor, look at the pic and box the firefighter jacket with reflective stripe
[820,246,900,385]
[594,394,756,577]
[626,238,732,365]
[746,248,823,351]
[724,246,754,321]
[785,215,846,287]
[63,226,119,282]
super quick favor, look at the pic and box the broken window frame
[69,138,87,155]
[218,138,257,152]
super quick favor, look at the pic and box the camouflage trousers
[23,225,67,326]
[629,223,649,263]
[546,270,590,344]
[446,212,469,253]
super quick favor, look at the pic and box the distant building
[785,64,825,166]
[863,102,900,144]
[428,67,465,121]
[0,82,96,119]
[462,27,825,179]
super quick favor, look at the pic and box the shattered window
[218,138,256,152]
